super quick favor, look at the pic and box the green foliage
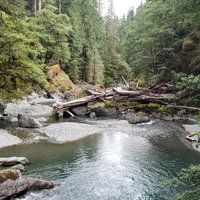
[175,74,200,94]
[103,14,130,86]
[168,165,200,200]
[65,0,105,84]
[123,0,200,84]
[37,4,71,67]
[0,7,48,99]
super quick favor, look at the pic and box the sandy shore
[0,129,21,148]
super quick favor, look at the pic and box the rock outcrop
[0,169,57,200]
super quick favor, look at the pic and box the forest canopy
[0,0,199,105]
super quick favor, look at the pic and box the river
[0,119,200,200]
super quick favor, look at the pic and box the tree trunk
[82,46,89,82]
[92,49,97,84]
[58,0,62,14]
[38,0,42,15]
[98,0,102,14]
[34,0,37,17]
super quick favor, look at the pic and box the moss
[105,100,115,107]
[47,65,75,93]
[148,103,161,109]
[47,64,61,79]
[158,105,174,114]
[88,101,105,109]
[0,169,21,183]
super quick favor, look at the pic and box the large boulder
[4,100,53,121]
[18,114,42,128]
[128,112,150,125]
[0,169,28,200]
[47,64,75,93]
[71,106,88,116]
[0,169,57,199]
[120,111,150,124]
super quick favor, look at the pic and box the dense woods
[0,1,200,199]
[0,0,200,105]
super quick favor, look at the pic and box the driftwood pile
[53,83,200,118]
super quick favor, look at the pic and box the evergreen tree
[103,0,130,86]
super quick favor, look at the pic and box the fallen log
[53,95,103,117]
[53,84,199,118]
[113,87,140,96]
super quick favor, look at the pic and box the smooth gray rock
[0,157,29,166]
[29,98,57,106]
[38,122,101,143]
[0,175,28,200]
[71,106,88,116]
[128,114,150,124]
[10,164,25,172]
[120,111,150,125]
[18,114,42,128]
[26,92,39,101]
[4,100,53,119]
[89,112,96,118]
[0,129,21,148]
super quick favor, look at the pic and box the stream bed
[0,119,200,200]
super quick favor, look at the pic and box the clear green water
[0,119,200,200]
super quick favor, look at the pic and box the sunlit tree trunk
[38,0,42,15]
[34,0,37,16]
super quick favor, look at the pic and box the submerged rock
[27,178,57,191]
[18,114,42,128]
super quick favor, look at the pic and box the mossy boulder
[88,101,117,116]
[64,85,89,101]
[47,64,75,93]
